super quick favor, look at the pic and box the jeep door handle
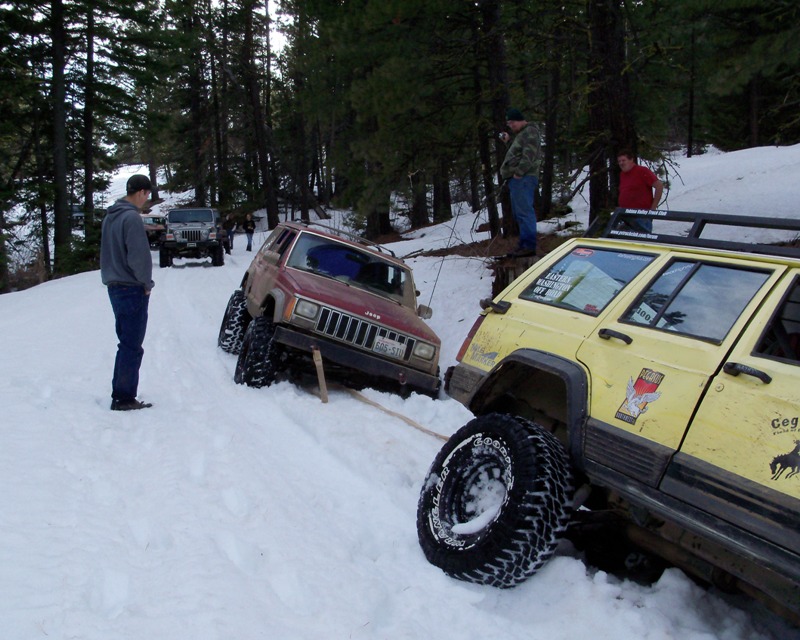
[723,361,772,384]
[598,328,632,345]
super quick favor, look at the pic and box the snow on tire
[417,413,574,588]
[234,315,281,388]
[218,290,250,354]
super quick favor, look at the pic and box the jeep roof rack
[296,220,397,257]
[595,208,800,259]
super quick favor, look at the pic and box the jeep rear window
[519,247,655,315]
[262,227,296,257]
[622,260,771,343]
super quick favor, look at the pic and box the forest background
[1,0,798,292]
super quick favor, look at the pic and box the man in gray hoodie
[100,174,155,411]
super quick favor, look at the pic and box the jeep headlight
[413,341,436,361]
[294,299,319,320]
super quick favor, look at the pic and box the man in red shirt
[617,149,664,232]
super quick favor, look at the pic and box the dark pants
[246,232,254,251]
[108,284,150,402]
[509,175,538,250]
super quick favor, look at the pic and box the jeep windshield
[168,209,214,223]
[286,233,407,301]
[519,247,656,316]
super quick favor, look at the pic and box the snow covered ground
[1,146,799,639]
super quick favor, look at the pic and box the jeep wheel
[211,244,224,267]
[234,315,281,387]
[218,290,250,354]
[159,247,172,268]
[417,413,574,588]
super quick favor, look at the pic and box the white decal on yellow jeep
[615,368,665,425]
[467,343,499,368]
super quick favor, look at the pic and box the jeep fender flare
[467,349,588,472]
[261,287,288,324]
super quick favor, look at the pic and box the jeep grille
[179,229,204,242]
[315,307,416,360]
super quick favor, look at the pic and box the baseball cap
[126,174,153,195]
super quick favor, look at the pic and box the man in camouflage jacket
[499,108,542,255]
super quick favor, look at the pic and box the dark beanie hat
[505,108,525,122]
[126,174,152,195]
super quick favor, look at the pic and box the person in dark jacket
[222,213,236,253]
[100,174,155,411]
[243,213,256,251]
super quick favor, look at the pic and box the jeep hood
[284,267,440,345]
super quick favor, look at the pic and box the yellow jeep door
[661,271,800,553]
[576,254,784,486]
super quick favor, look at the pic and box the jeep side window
[755,277,800,363]
[622,261,771,343]
[519,247,655,315]
[273,229,296,257]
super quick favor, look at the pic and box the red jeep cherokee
[218,222,441,396]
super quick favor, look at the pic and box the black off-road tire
[159,247,172,268]
[234,315,281,388]
[417,413,574,588]
[217,290,251,354]
[211,243,225,266]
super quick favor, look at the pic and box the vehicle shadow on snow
[161,260,219,269]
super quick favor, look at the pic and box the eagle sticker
[616,368,665,425]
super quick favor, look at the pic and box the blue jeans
[509,175,538,250]
[246,233,254,250]
[108,284,150,402]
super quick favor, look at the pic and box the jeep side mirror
[479,298,511,314]
[417,304,433,320]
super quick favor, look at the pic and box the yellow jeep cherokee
[417,209,800,623]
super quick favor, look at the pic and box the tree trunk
[82,5,97,244]
[217,0,232,207]
[51,0,70,275]
[479,0,514,238]
[749,74,760,147]
[210,41,222,206]
[471,5,498,235]
[687,28,696,158]
[33,111,52,280]
[409,170,428,229]
[587,0,637,225]
[432,160,452,223]
[186,3,207,205]
[362,158,392,240]
[244,0,278,227]
[365,197,392,240]
[290,54,310,223]
[541,42,560,220]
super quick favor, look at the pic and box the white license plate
[373,336,405,359]
[187,242,197,247]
